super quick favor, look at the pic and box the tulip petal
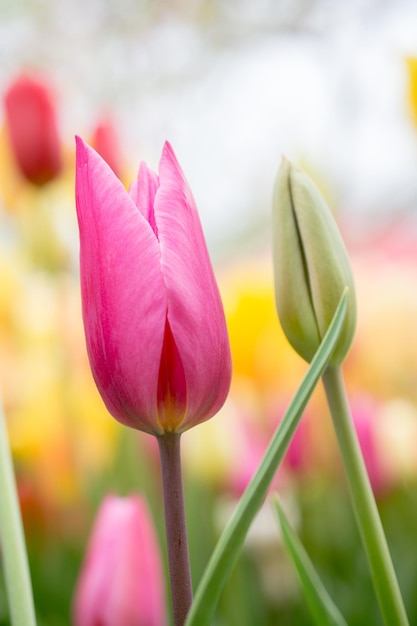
[288,163,356,364]
[129,162,159,236]
[153,142,232,431]
[75,137,167,434]
[157,317,187,431]
[272,157,321,362]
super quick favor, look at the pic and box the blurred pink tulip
[3,74,62,185]
[352,399,388,496]
[75,137,231,435]
[226,414,269,496]
[91,117,122,177]
[73,495,167,626]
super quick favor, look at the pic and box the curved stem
[158,433,193,626]
[0,394,37,626]
[322,366,408,626]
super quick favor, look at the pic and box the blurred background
[2,1,417,624]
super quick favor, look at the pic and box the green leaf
[185,289,349,626]
[271,496,348,626]
[0,392,37,626]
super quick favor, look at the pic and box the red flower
[91,117,122,178]
[4,74,62,185]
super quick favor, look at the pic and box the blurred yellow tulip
[406,56,417,127]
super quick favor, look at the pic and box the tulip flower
[272,157,356,365]
[3,74,62,185]
[73,495,167,626]
[75,137,231,436]
[352,401,387,496]
[91,117,122,178]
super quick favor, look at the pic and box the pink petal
[75,137,167,434]
[153,142,232,431]
[129,162,159,236]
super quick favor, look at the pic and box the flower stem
[322,366,408,626]
[158,432,193,626]
[0,393,37,626]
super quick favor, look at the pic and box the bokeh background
[2,1,417,624]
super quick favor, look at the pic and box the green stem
[0,394,36,626]
[322,366,408,626]
[158,433,193,626]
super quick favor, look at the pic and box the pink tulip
[352,400,388,496]
[91,117,122,178]
[3,74,62,185]
[227,414,269,497]
[75,137,231,435]
[73,495,167,626]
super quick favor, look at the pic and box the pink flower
[73,495,167,626]
[227,414,269,497]
[91,117,123,178]
[3,74,62,185]
[75,137,231,435]
[352,400,388,496]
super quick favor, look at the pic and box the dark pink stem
[158,432,193,626]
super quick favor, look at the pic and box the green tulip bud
[272,157,356,365]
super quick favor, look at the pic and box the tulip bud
[3,74,62,185]
[272,157,356,365]
[72,495,167,626]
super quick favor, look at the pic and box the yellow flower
[406,56,417,127]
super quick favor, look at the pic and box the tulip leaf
[185,289,349,626]
[0,392,37,626]
[271,496,348,626]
